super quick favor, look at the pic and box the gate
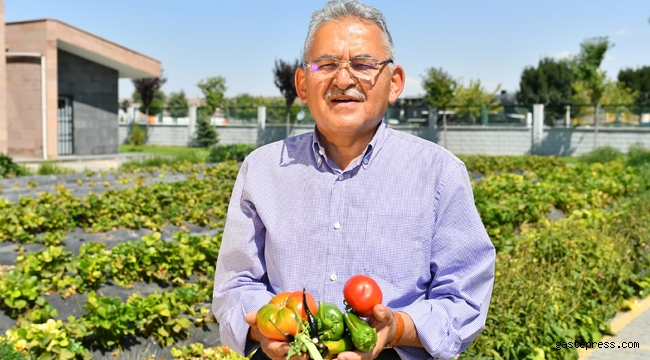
[57,96,74,155]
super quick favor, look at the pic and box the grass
[120,144,210,159]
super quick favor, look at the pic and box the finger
[245,311,258,327]
[372,304,392,323]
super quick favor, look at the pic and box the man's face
[295,17,404,137]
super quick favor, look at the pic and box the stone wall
[58,50,119,156]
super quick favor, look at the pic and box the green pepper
[342,311,377,353]
[316,301,346,341]
[322,336,354,358]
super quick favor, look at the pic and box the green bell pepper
[343,311,378,353]
[316,301,346,341]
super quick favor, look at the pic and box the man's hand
[245,311,308,360]
[335,304,398,360]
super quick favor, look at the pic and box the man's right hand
[245,311,308,360]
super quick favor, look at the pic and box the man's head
[295,0,404,140]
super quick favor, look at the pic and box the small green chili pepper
[343,311,377,353]
[316,301,346,341]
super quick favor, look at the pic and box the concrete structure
[0,1,6,154]
[2,16,161,159]
[119,105,650,156]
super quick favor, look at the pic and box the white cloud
[605,54,615,61]
[405,76,420,86]
[615,27,630,36]
[549,51,572,61]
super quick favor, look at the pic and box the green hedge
[208,144,257,163]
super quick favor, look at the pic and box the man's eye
[351,62,375,71]
[317,62,337,70]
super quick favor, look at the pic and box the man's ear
[388,65,405,104]
[295,67,308,103]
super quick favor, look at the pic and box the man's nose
[332,64,356,89]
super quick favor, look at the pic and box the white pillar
[257,106,266,131]
[532,104,544,154]
[188,105,197,146]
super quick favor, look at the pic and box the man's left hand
[336,304,398,360]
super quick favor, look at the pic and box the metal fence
[543,104,650,128]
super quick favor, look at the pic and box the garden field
[0,146,649,359]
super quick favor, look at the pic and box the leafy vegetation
[0,153,30,178]
[1,147,650,359]
[208,143,257,163]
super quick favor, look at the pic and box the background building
[1,9,161,159]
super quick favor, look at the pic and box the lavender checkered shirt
[212,121,495,360]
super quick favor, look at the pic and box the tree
[132,89,166,117]
[197,76,227,115]
[618,66,650,105]
[451,79,502,123]
[167,90,189,120]
[193,113,219,147]
[132,76,167,124]
[421,67,457,148]
[195,76,226,147]
[273,59,300,138]
[572,36,614,147]
[517,58,575,104]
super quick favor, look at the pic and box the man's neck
[318,123,379,170]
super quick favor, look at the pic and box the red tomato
[343,275,383,317]
[256,290,318,341]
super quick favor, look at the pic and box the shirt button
[317,158,322,164]
[330,274,337,281]
[319,149,324,155]
[363,158,369,165]
[333,222,341,230]
[338,174,344,181]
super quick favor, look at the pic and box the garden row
[0,232,224,359]
[0,147,649,359]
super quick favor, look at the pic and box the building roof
[6,19,161,78]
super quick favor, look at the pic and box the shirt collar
[311,119,389,170]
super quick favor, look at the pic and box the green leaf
[158,327,169,337]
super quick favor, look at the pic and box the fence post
[565,105,571,128]
[257,106,266,146]
[481,104,488,125]
[188,105,197,146]
[532,104,544,154]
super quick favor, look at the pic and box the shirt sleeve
[397,162,496,360]
[212,157,274,356]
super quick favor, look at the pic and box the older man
[212,1,495,360]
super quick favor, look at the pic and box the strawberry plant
[4,319,91,360]
[15,246,75,293]
[0,270,45,314]
[81,291,140,348]
[127,290,194,347]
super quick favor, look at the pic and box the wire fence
[118,103,650,129]
[544,104,650,128]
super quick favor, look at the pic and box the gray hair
[303,0,395,63]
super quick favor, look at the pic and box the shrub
[209,143,257,163]
[128,124,147,147]
[626,143,650,167]
[577,146,623,164]
[0,153,29,178]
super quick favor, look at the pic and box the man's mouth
[325,88,366,103]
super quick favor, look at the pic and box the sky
[5,0,650,100]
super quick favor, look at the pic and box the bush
[577,146,623,164]
[0,153,29,178]
[128,124,147,147]
[461,191,650,360]
[626,143,650,167]
[208,143,257,163]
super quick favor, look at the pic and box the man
[212,1,495,359]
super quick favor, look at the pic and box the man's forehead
[308,18,386,58]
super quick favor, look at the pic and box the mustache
[324,87,367,101]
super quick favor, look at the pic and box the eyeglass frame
[303,57,394,81]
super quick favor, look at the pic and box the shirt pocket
[363,213,428,283]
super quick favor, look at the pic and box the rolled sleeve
[397,162,495,360]
[212,157,273,356]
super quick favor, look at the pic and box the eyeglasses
[304,58,393,81]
